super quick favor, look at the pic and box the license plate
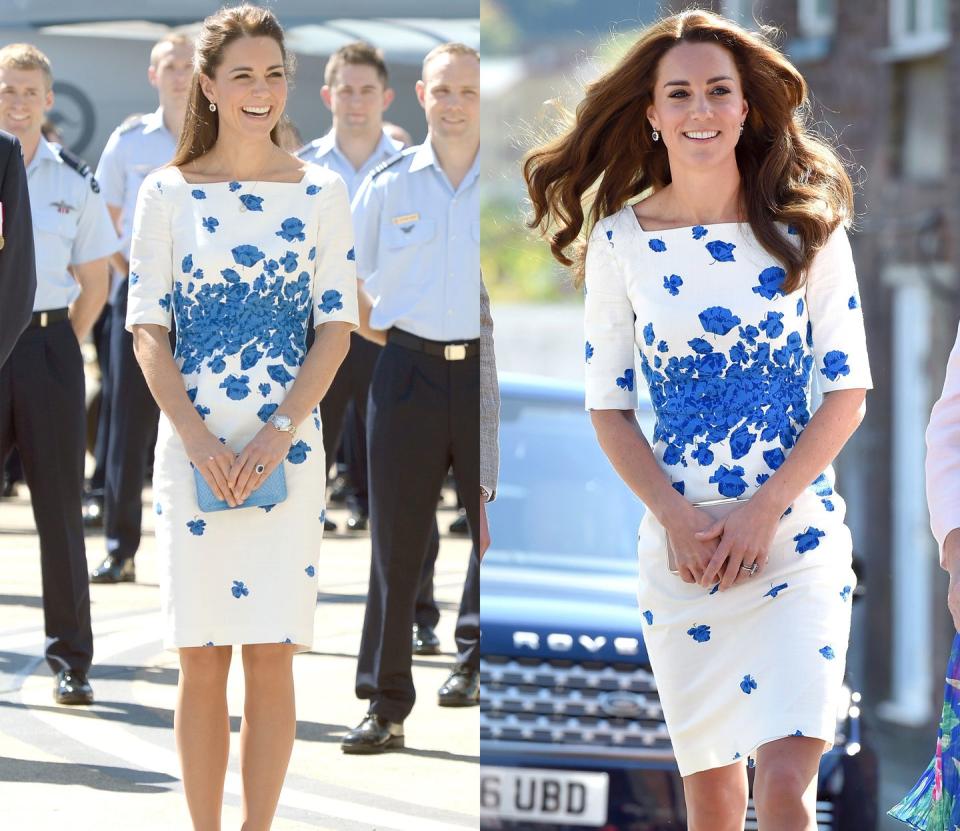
[480,766,609,825]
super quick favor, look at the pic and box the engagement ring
[255,464,265,475]
[740,563,759,576]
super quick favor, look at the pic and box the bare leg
[239,643,297,831]
[753,736,826,831]
[176,645,233,831]
[682,761,749,831]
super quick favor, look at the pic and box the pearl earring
[209,102,217,112]
[651,129,659,142]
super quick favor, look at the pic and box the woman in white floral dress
[524,11,871,831]
[127,7,357,829]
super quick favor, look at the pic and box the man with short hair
[297,41,402,533]
[0,43,118,704]
[343,43,481,753]
[88,33,192,584]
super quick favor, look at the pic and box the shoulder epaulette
[58,146,100,193]
[370,149,408,180]
[118,113,147,135]
[295,137,322,159]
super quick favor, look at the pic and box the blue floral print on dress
[219,374,251,400]
[231,580,250,598]
[848,295,859,310]
[155,503,162,515]
[585,341,594,362]
[319,289,344,314]
[229,181,241,191]
[687,624,711,643]
[797,298,804,316]
[268,364,295,388]
[821,350,850,381]
[616,368,635,391]
[259,504,275,512]
[181,254,193,273]
[729,425,757,459]
[643,610,653,625]
[672,481,685,495]
[657,340,669,353]
[706,240,736,263]
[231,244,265,268]
[840,585,852,601]
[279,250,298,273]
[643,323,655,346]
[688,337,713,354]
[308,246,316,261]
[158,293,171,311]
[606,229,614,248]
[663,274,683,296]
[287,440,312,464]
[763,448,786,470]
[794,526,826,553]
[130,272,140,285]
[692,225,708,240]
[759,311,785,338]
[202,216,219,234]
[347,247,356,261]
[305,565,316,576]
[240,194,264,211]
[764,583,788,598]
[187,518,206,536]
[256,404,279,424]
[191,189,206,200]
[740,675,758,694]
[753,266,786,300]
[258,383,271,397]
[710,464,748,497]
[276,217,306,242]
[820,645,835,660]
[649,238,666,253]
[306,184,321,195]
[699,306,741,335]
[693,443,714,466]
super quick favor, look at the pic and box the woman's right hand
[662,503,720,584]
[181,426,238,508]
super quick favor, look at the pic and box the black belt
[29,307,69,328]
[388,328,479,360]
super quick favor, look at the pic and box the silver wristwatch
[269,413,297,440]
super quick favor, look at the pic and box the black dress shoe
[412,623,441,655]
[341,713,404,754]
[324,517,338,532]
[438,664,479,707]
[448,509,469,535]
[346,511,368,532]
[82,492,104,528]
[89,555,136,584]
[54,669,94,705]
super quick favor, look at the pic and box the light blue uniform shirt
[296,129,402,201]
[351,141,480,342]
[27,137,119,312]
[96,106,178,302]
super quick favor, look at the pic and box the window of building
[797,0,836,38]
[890,0,949,51]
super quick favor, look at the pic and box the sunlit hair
[0,43,53,91]
[422,42,479,79]
[523,9,854,291]
[170,4,294,169]
[150,32,194,68]
[324,41,388,87]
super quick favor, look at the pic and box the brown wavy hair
[170,4,294,169]
[523,9,854,291]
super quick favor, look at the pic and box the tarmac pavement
[0,485,478,830]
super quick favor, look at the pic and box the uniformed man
[0,43,117,704]
[0,128,36,368]
[87,33,192,584]
[297,41,402,533]
[342,43,481,754]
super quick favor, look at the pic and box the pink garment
[926,319,960,565]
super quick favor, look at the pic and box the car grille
[480,655,672,751]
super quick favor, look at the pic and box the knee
[754,760,813,814]
[685,780,747,829]
[241,643,294,678]
[179,646,231,687]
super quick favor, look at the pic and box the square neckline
[171,166,309,186]
[626,205,745,234]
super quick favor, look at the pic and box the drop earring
[739,122,744,134]
[209,102,217,112]
[651,129,659,142]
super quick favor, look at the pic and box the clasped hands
[664,498,780,591]
[185,423,293,508]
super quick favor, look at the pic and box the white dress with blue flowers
[126,165,359,652]
[583,209,872,776]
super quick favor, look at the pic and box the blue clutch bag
[193,464,287,512]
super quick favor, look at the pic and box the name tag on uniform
[392,212,419,226]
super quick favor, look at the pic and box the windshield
[488,390,648,561]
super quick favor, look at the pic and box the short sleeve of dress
[804,225,873,393]
[584,218,638,411]
[126,171,173,332]
[312,175,359,329]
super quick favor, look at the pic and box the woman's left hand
[695,499,781,590]
[229,425,294,503]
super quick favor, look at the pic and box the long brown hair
[523,9,854,291]
[170,4,293,169]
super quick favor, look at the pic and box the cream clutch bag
[666,496,751,574]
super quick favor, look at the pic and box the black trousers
[0,320,93,674]
[356,340,480,723]
[88,303,112,492]
[104,278,159,562]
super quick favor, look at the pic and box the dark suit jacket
[0,130,37,367]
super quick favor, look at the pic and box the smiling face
[149,40,194,113]
[416,51,479,145]
[0,66,52,144]
[322,62,393,134]
[199,35,287,139]
[646,41,748,172]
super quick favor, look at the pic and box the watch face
[273,414,292,430]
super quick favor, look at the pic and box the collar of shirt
[27,137,62,173]
[141,106,175,138]
[408,140,479,195]
[313,128,401,170]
